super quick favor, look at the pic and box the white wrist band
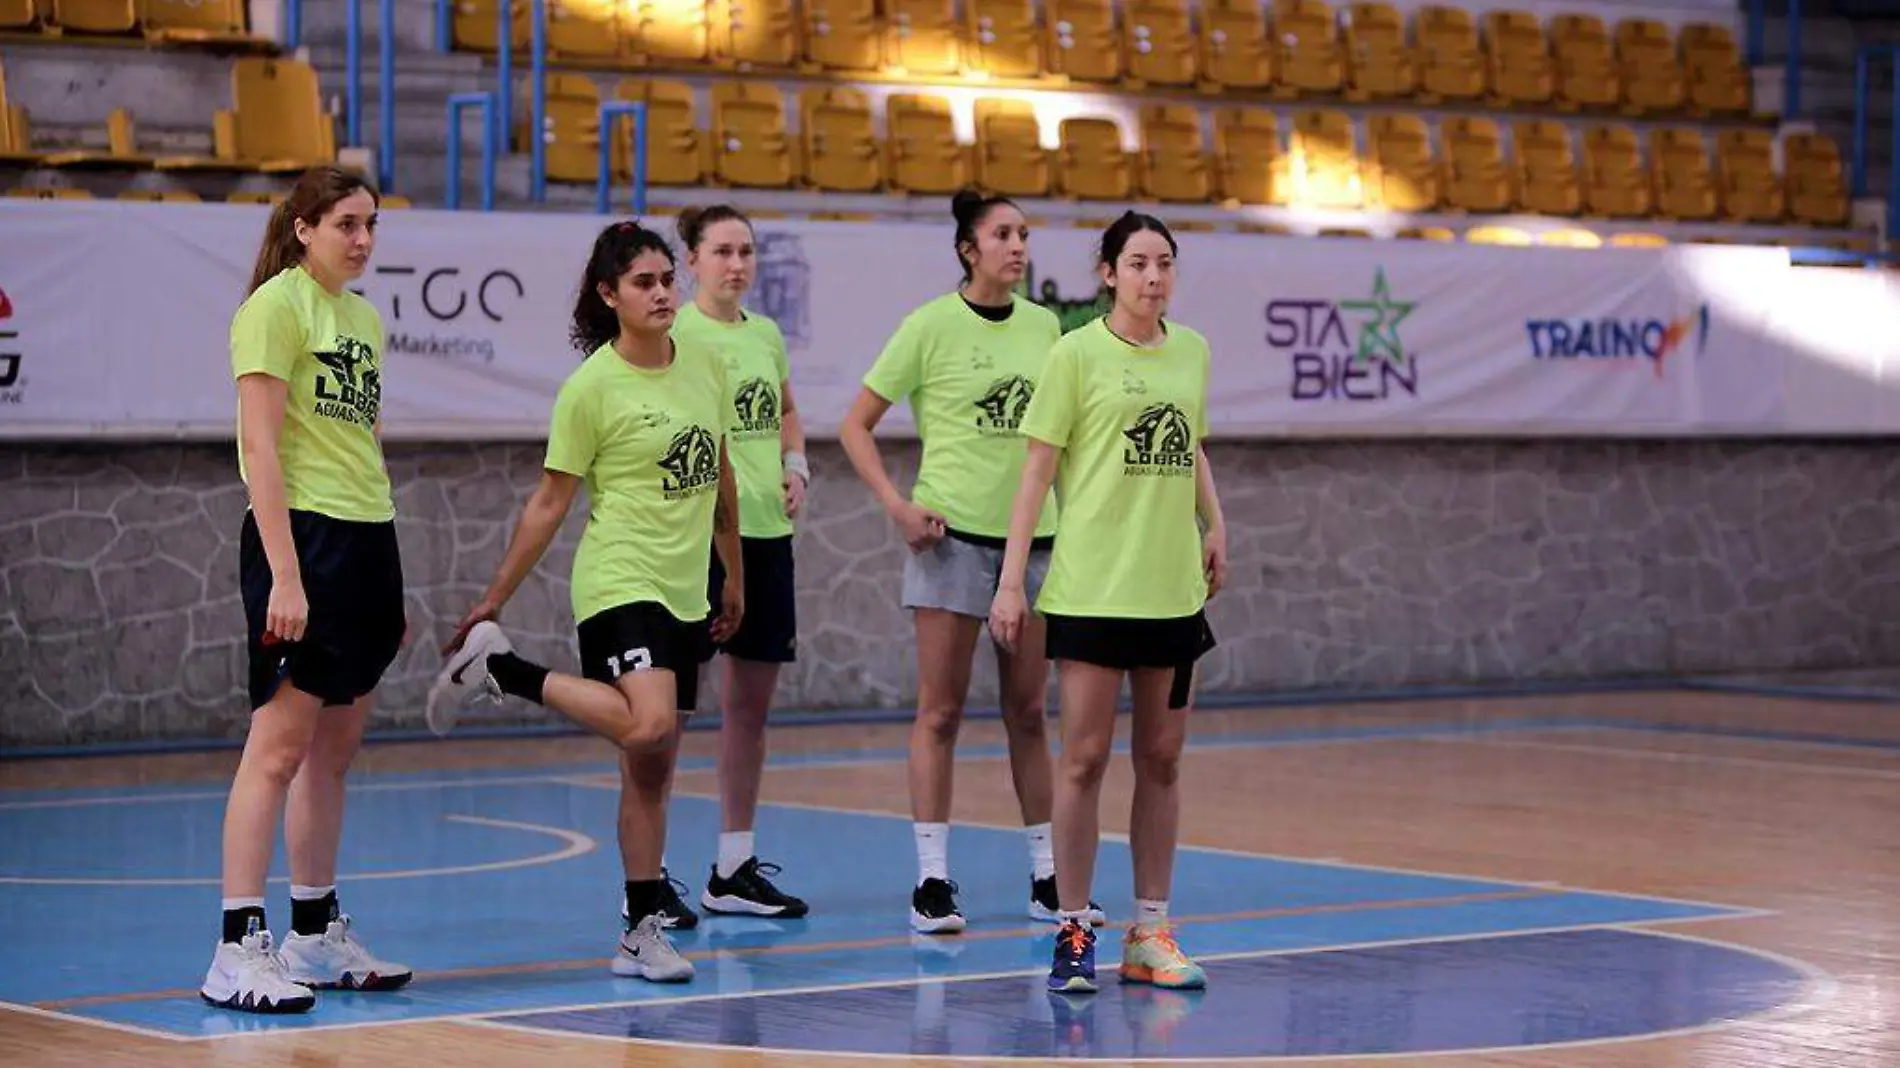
[783,451,811,481]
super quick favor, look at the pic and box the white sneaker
[426,620,512,736]
[200,931,317,1014]
[279,915,414,991]
[612,914,695,982]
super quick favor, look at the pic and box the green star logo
[1336,268,1416,371]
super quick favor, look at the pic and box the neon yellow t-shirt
[672,302,793,540]
[862,294,1060,539]
[230,265,394,523]
[1020,317,1211,619]
[546,339,729,624]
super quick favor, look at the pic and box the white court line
[0,815,595,887]
[0,772,596,812]
[464,922,1836,1064]
[1425,733,1900,782]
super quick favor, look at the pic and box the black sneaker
[702,857,810,918]
[1029,875,1107,927]
[656,869,699,930]
[910,877,967,934]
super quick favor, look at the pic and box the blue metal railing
[346,0,362,146]
[1743,0,1804,120]
[379,0,396,192]
[446,92,499,210]
[595,101,649,215]
[285,0,303,49]
[1850,44,1900,227]
[492,0,545,200]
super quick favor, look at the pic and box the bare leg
[615,670,687,881]
[718,657,783,834]
[222,684,326,899]
[1052,661,1122,914]
[993,613,1054,827]
[1127,667,1191,902]
[908,609,982,823]
[284,693,371,890]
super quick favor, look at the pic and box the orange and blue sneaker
[1118,924,1207,989]
[1047,920,1098,993]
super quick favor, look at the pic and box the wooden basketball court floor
[3,686,1897,1067]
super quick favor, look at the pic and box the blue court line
[1611,719,1900,753]
[1678,677,1900,705]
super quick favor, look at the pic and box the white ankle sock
[1136,898,1169,930]
[717,831,755,878]
[914,822,950,883]
[288,884,335,902]
[1025,823,1055,880]
[221,896,266,912]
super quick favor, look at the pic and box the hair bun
[950,188,986,224]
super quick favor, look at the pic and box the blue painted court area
[0,724,1796,1057]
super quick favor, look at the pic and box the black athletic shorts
[1044,610,1217,710]
[240,509,406,710]
[706,535,797,664]
[576,601,713,712]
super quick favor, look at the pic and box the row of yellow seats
[455,0,1750,118]
[0,0,264,47]
[538,76,1846,227]
[6,187,415,204]
[0,57,333,174]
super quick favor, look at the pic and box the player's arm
[990,439,1060,649]
[780,377,809,516]
[236,374,302,639]
[1194,445,1227,597]
[483,471,582,613]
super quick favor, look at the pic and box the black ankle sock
[222,906,267,945]
[291,891,339,937]
[625,879,665,923]
[488,652,550,703]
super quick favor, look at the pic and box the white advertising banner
[0,199,1861,440]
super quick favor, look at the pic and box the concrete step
[0,45,230,130]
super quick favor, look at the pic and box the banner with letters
[0,199,1881,440]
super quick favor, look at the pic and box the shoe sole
[910,910,966,934]
[702,892,809,918]
[1047,976,1099,994]
[292,970,415,992]
[1119,965,1206,990]
[1028,902,1107,927]
[611,955,695,982]
[200,989,316,1014]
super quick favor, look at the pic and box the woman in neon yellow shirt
[670,204,810,922]
[991,212,1228,995]
[429,221,743,985]
[206,165,412,1015]
[841,189,1100,934]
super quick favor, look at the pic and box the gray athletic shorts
[901,533,1051,620]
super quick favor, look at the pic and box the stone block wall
[3,439,1898,749]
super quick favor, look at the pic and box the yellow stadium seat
[965,0,1041,78]
[1513,119,1582,215]
[1466,224,1532,245]
[1274,0,1345,97]
[800,86,881,191]
[44,108,151,169]
[380,195,413,208]
[1197,0,1271,92]
[1366,112,1440,211]
[1650,127,1716,221]
[1681,22,1748,117]
[1289,109,1361,209]
[1045,0,1120,82]
[541,0,623,63]
[1058,116,1131,200]
[886,92,967,194]
[1609,231,1668,248]
[1416,5,1483,103]
[1715,128,1783,224]
[51,0,133,34]
[1138,103,1213,202]
[0,61,40,165]
[884,0,960,74]
[1215,107,1287,205]
[0,0,35,29]
[1581,124,1650,218]
[143,0,263,46]
[1124,0,1196,87]
[8,186,94,199]
[1484,10,1554,108]
[974,97,1051,196]
[1616,19,1685,115]
[712,79,796,187]
[451,0,528,54]
[630,0,709,64]
[1343,2,1415,102]
[118,188,203,202]
[613,79,708,186]
[225,190,283,204]
[1539,227,1601,248]
[1442,115,1511,214]
[528,73,602,183]
[232,58,332,173]
[1550,13,1619,111]
[713,0,799,68]
[1784,131,1848,227]
[1398,226,1457,241]
[802,0,880,71]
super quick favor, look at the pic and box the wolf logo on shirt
[973,375,1034,435]
[733,377,780,437]
[658,425,720,500]
[1121,402,1195,477]
[312,335,381,429]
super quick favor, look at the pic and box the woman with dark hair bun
[991,210,1226,996]
[839,188,1103,935]
[429,219,744,984]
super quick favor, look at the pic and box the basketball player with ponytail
[429,219,742,984]
[204,165,412,1014]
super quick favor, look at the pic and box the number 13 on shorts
[607,647,653,678]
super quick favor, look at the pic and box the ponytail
[247,199,305,296]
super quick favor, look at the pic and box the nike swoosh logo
[450,660,468,685]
